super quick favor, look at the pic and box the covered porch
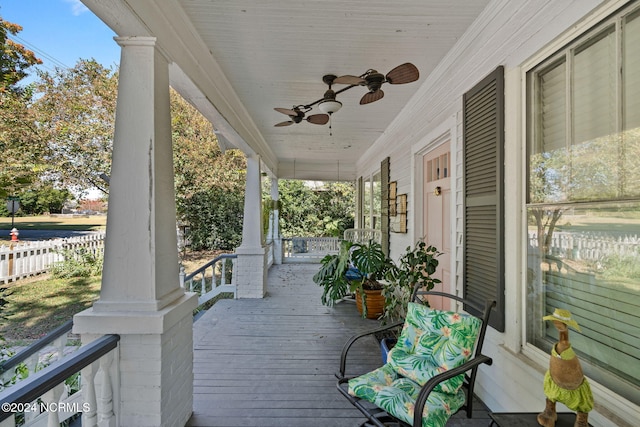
[38,1,640,426]
[188,263,491,427]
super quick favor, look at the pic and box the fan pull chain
[329,114,333,136]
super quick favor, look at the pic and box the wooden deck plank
[188,263,490,426]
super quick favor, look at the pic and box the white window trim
[519,0,640,421]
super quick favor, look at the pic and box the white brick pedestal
[74,293,197,426]
[235,246,268,298]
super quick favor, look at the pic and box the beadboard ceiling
[83,0,491,180]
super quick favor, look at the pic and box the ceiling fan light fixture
[318,99,342,115]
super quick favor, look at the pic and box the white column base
[235,245,268,298]
[273,237,283,265]
[73,293,198,427]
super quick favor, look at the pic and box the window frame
[522,0,640,406]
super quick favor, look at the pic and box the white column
[235,153,267,297]
[74,36,197,427]
[269,178,283,264]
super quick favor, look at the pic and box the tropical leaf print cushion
[388,303,481,393]
[348,303,481,427]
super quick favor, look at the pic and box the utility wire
[9,34,71,70]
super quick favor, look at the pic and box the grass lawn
[0,274,101,344]
[0,214,106,231]
[0,249,222,345]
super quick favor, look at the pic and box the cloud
[64,0,90,16]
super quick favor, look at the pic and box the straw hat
[543,308,581,332]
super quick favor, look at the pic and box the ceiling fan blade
[274,107,298,116]
[385,63,419,84]
[334,75,366,85]
[274,120,294,127]
[306,114,329,125]
[360,89,384,105]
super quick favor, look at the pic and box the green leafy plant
[313,240,354,306]
[382,241,441,324]
[314,239,395,318]
[51,248,103,278]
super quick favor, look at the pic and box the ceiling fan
[273,62,419,132]
[334,62,419,105]
[273,106,329,127]
[273,74,342,129]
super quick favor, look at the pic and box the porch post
[235,153,267,297]
[73,36,197,427]
[268,178,283,264]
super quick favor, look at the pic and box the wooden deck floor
[188,263,491,427]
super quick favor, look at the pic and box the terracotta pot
[355,288,385,319]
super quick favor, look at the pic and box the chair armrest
[336,320,403,379]
[412,354,493,427]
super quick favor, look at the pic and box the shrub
[51,248,103,278]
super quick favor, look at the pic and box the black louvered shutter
[463,66,505,332]
[380,157,390,256]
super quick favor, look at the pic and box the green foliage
[181,187,244,251]
[0,18,42,93]
[278,180,354,237]
[171,89,247,251]
[598,253,640,281]
[314,240,396,318]
[18,186,70,214]
[313,240,354,306]
[382,241,441,324]
[33,60,117,195]
[350,240,393,284]
[51,248,103,279]
[0,87,47,199]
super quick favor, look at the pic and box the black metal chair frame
[337,289,496,427]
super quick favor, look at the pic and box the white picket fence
[528,231,640,261]
[0,234,105,284]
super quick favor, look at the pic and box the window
[360,172,382,231]
[526,4,640,403]
[363,177,371,228]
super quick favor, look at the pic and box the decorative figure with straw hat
[537,308,593,427]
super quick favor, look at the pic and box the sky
[1,0,120,80]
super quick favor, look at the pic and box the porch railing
[0,321,75,386]
[180,253,237,305]
[0,334,120,427]
[282,237,340,263]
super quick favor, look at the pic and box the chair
[337,290,496,427]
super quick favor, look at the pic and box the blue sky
[1,0,120,79]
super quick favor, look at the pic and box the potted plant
[313,239,394,319]
[379,240,441,360]
[349,240,395,319]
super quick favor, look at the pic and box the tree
[278,180,354,238]
[171,89,247,250]
[19,185,70,214]
[0,17,42,94]
[0,18,44,199]
[33,60,117,195]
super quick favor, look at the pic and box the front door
[422,143,451,310]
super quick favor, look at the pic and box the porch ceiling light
[318,99,342,115]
